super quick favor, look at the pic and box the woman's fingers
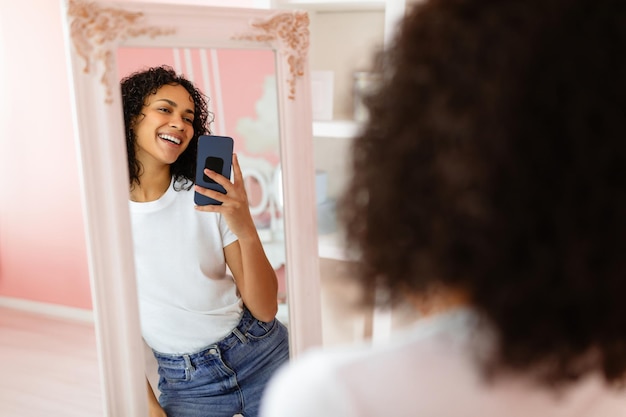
[194,184,227,204]
[195,153,256,237]
[231,153,244,184]
[202,168,232,191]
[195,154,249,209]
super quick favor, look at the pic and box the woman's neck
[130,168,171,202]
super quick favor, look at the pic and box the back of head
[339,0,626,385]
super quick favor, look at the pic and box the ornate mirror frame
[61,0,322,414]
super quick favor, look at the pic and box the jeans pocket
[245,318,278,341]
[158,364,191,384]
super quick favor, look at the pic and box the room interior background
[0,0,417,333]
[1,1,418,415]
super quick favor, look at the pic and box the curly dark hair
[120,65,211,189]
[339,0,626,385]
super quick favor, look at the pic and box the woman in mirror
[260,0,626,415]
[121,65,289,417]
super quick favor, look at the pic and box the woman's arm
[195,153,278,322]
[224,237,278,322]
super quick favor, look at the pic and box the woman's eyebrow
[154,98,195,116]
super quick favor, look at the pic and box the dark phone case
[194,135,234,205]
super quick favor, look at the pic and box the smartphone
[194,135,234,206]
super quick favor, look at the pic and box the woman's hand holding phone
[195,153,257,240]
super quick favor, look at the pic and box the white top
[129,179,241,354]
[260,309,626,417]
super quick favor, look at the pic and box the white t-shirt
[129,179,241,354]
[260,309,626,417]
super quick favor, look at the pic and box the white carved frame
[60,1,322,415]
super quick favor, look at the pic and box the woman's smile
[158,133,183,145]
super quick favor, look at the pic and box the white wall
[310,10,385,120]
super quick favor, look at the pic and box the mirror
[61,1,322,414]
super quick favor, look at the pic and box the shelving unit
[277,1,407,263]
[278,0,412,344]
[299,2,385,263]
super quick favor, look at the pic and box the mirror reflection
[118,47,288,301]
[116,47,289,416]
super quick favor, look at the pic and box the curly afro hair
[120,65,211,189]
[339,0,626,385]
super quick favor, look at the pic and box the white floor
[0,307,103,417]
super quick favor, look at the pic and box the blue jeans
[153,308,290,417]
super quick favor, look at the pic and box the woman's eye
[184,117,194,124]
[158,107,171,113]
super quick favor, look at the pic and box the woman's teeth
[159,134,181,145]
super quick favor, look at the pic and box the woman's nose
[169,113,185,129]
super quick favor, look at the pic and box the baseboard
[0,296,94,323]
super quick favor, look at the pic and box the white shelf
[313,119,361,138]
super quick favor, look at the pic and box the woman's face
[132,83,195,169]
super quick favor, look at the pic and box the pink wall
[0,0,91,309]
[0,0,272,310]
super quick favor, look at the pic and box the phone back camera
[203,156,224,184]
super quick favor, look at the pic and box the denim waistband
[152,307,259,367]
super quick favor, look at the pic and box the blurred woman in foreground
[261,0,626,415]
